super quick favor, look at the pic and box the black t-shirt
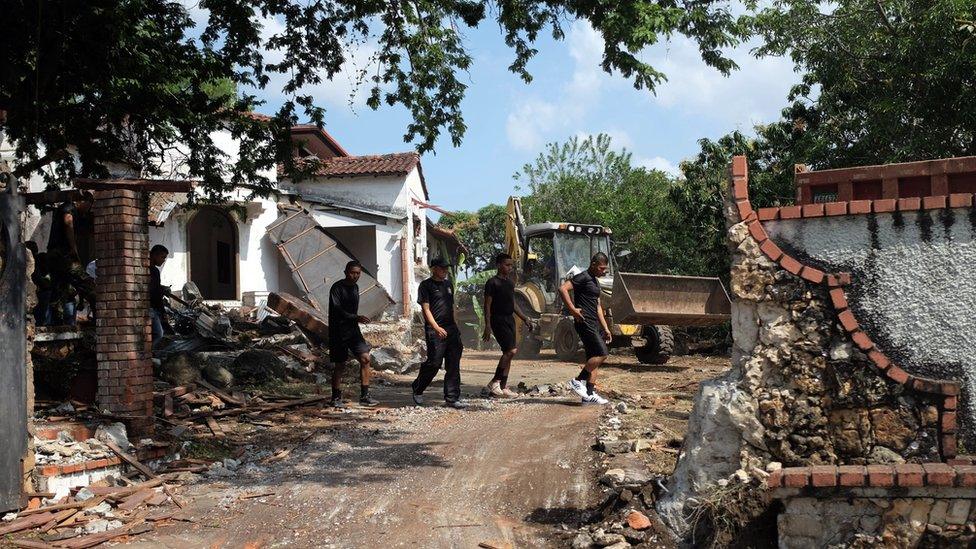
[418,277,455,327]
[150,265,165,313]
[47,202,77,254]
[328,280,361,335]
[570,270,602,322]
[484,275,515,317]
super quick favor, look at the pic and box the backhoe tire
[554,318,580,361]
[635,325,673,365]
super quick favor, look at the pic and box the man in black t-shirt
[558,252,612,405]
[149,244,171,344]
[411,257,467,409]
[47,192,94,325]
[482,253,532,398]
[327,261,378,408]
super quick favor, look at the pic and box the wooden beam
[73,178,195,193]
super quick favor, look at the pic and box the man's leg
[581,355,607,395]
[412,333,446,398]
[443,329,463,403]
[356,352,378,406]
[331,360,344,400]
[150,309,164,343]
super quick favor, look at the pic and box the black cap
[430,257,453,268]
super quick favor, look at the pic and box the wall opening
[327,225,378,274]
[188,207,238,300]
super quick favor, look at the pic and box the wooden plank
[205,416,225,438]
[196,379,244,406]
[105,441,157,479]
[117,489,154,511]
[9,539,60,549]
[87,478,163,497]
[0,512,55,535]
[73,178,195,193]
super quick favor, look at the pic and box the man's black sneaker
[359,396,379,407]
[445,400,469,410]
[330,397,346,409]
[412,393,425,406]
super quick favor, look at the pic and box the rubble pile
[35,433,114,467]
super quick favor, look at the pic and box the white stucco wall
[766,208,976,436]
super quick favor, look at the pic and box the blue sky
[250,18,799,214]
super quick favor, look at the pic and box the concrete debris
[615,402,629,414]
[95,422,131,452]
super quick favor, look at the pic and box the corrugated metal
[266,207,394,320]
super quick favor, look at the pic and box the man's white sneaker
[501,387,519,398]
[486,380,505,398]
[568,379,588,398]
[581,393,609,405]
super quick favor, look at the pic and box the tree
[439,203,507,270]
[750,0,976,168]
[0,0,749,196]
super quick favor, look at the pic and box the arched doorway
[188,207,238,300]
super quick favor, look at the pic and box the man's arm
[63,212,79,261]
[559,279,584,321]
[482,294,493,341]
[329,284,358,321]
[513,300,532,331]
[596,297,612,342]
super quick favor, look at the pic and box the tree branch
[12,148,69,177]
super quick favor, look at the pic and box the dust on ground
[115,350,729,548]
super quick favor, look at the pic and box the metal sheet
[266,207,394,321]
[0,176,27,511]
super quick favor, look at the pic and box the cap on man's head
[429,257,453,269]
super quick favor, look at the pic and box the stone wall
[93,189,154,436]
[657,157,962,539]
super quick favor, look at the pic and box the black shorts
[574,319,608,359]
[490,315,517,353]
[329,331,371,363]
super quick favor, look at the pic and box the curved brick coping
[730,155,963,459]
[767,464,976,490]
[755,193,976,221]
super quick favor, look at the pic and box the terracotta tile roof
[148,192,188,225]
[312,152,420,178]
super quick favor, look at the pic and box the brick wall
[93,190,153,436]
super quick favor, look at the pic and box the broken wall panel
[266,207,394,320]
[0,181,28,512]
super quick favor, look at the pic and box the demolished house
[660,156,976,547]
[0,120,463,542]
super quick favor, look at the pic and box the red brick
[837,465,867,487]
[782,468,810,487]
[760,239,784,261]
[866,465,895,487]
[837,309,859,332]
[894,464,924,487]
[913,378,942,394]
[940,382,961,396]
[757,208,780,221]
[829,288,848,310]
[923,195,947,209]
[810,465,838,487]
[837,272,852,286]
[38,465,59,477]
[779,206,802,219]
[778,255,802,275]
[949,193,974,208]
[61,463,85,474]
[802,203,825,217]
[736,199,754,221]
[955,465,976,487]
[733,179,749,200]
[849,200,872,214]
[943,435,958,459]
[898,197,921,211]
[851,331,874,351]
[885,366,909,384]
[945,396,958,410]
[824,202,848,216]
[872,199,897,213]
[800,266,825,284]
[922,463,956,486]
[868,350,891,370]
[732,156,747,178]
[767,469,784,488]
[943,412,958,433]
[747,220,768,243]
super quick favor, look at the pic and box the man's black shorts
[574,319,608,359]
[490,315,517,353]
[329,332,371,363]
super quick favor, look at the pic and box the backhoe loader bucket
[609,272,732,327]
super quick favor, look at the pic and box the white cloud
[635,155,680,176]
[647,37,798,127]
[506,100,562,151]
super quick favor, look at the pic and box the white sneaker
[568,379,588,398]
[486,380,505,398]
[581,393,609,405]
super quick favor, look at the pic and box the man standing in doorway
[47,191,95,325]
[149,244,171,344]
[328,261,378,408]
[559,252,612,405]
[482,253,532,398]
[411,257,467,409]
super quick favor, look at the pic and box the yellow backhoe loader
[505,197,731,364]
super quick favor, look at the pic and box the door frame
[186,206,240,300]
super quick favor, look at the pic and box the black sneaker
[445,400,468,410]
[412,393,425,406]
[359,395,379,407]
[330,397,346,409]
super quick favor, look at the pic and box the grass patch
[184,439,237,462]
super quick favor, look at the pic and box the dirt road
[120,350,729,548]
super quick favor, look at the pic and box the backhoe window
[553,233,612,280]
[524,235,556,290]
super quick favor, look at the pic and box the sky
[247,17,800,215]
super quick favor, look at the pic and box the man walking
[149,245,171,344]
[328,261,378,408]
[411,257,467,409]
[482,253,532,398]
[559,252,612,405]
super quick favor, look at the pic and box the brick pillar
[93,189,154,436]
